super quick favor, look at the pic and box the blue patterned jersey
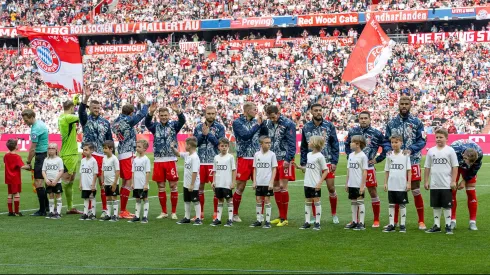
[345,125,386,167]
[384,114,426,165]
[264,116,296,162]
[79,103,113,155]
[112,104,149,155]
[300,120,339,166]
[450,139,483,181]
[194,121,226,164]
[145,113,186,159]
[232,115,268,158]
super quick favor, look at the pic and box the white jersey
[384,151,411,191]
[253,150,278,186]
[132,155,151,190]
[213,153,236,189]
[181,152,200,190]
[42,156,64,183]
[102,155,120,186]
[304,152,328,188]
[80,157,99,191]
[424,146,459,189]
[347,151,368,188]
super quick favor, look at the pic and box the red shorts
[326,163,336,180]
[456,168,477,184]
[237,158,254,182]
[119,157,133,180]
[411,164,422,182]
[275,160,296,181]
[7,184,21,194]
[200,165,214,184]
[366,168,378,188]
[153,161,179,183]
[83,154,103,176]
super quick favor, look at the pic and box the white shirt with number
[253,150,278,186]
[80,157,99,191]
[347,151,368,188]
[181,152,200,190]
[213,153,236,189]
[424,146,459,189]
[42,156,64,183]
[102,155,120,186]
[132,155,151,190]
[384,151,411,191]
[304,152,327,188]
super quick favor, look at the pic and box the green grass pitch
[0,152,489,274]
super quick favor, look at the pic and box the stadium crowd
[0,0,488,27]
[1,29,489,136]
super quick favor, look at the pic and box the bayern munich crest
[366,45,383,72]
[30,39,61,74]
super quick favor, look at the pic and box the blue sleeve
[285,121,297,162]
[144,114,156,134]
[79,103,88,127]
[345,131,352,160]
[207,124,225,147]
[383,123,393,152]
[329,124,339,165]
[408,121,427,154]
[232,120,260,141]
[194,124,205,147]
[300,129,308,166]
[173,113,186,133]
[129,104,149,127]
[375,131,387,163]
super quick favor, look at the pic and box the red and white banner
[408,31,490,44]
[230,17,274,28]
[21,48,35,56]
[476,6,490,20]
[93,0,119,15]
[178,42,200,52]
[451,7,475,14]
[342,18,394,93]
[366,10,428,23]
[113,21,201,33]
[85,44,147,55]
[221,36,354,50]
[297,13,359,26]
[17,27,83,94]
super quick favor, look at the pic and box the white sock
[184,202,191,219]
[49,198,54,214]
[351,201,358,223]
[305,202,312,224]
[217,203,223,221]
[389,204,395,226]
[83,199,89,215]
[194,201,201,219]
[108,201,114,216]
[113,200,119,217]
[265,203,271,222]
[90,198,96,216]
[315,202,322,224]
[227,201,233,221]
[358,200,365,224]
[143,200,149,218]
[56,198,62,215]
[443,208,451,227]
[434,207,442,228]
[256,203,262,222]
[135,201,141,218]
[400,204,407,226]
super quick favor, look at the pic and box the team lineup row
[5,94,482,233]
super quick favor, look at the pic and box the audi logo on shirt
[306,163,316,169]
[390,164,405,170]
[349,163,360,169]
[81,168,93,174]
[185,164,191,169]
[432,158,448,165]
[103,166,113,171]
[256,163,271,169]
[216,165,228,170]
[134,166,145,172]
[45,164,59,170]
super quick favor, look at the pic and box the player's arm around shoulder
[383,156,390,192]
[230,154,236,189]
[423,149,432,190]
[360,154,368,194]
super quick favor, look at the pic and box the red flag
[17,26,83,94]
[342,18,394,93]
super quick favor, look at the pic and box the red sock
[158,191,167,213]
[101,189,107,211]
[372,198,381,222]
[261,201,264,214]
[281,191,289,220]
[394,204,399,224]
[312,203,316,216]
[171,191,179,214]
[88,200,92,209]
[274,191,282,219]
[7,197,12,213]
[451,189,457,220]
[413,193,425,223]
[466,189,478,221]
[199,192,205,216]
[232,191,242,215]
[120,188,130,212]
[329,193,337,216]
[14,196,20,213]
[213,196,218,213]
